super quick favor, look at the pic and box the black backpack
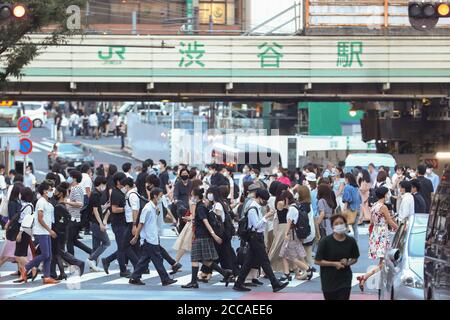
[220,202,235,240]
[207,209,225,238]
[126,191,149,226]
[6,204,33,241]
[368,182,385,207]
[233,183,240,200]
[291,204,311,240]
[237,206,258,242]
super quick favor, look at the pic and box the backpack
[368,182,385,207]
[207,209,225,238]
[6,204,33,241]
[237,206,258,242]
[233,183,240,200]
[126,191,149,226]
[221,202,235,240]
[291,204,311,240]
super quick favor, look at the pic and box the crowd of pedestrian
[0,158,440,299]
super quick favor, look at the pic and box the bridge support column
[262,102,271,131]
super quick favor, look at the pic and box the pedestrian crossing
[30,140,55,153]
[0,269,367,290]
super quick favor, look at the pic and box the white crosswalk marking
[104,270,159,285]
[33,142,53,152]
[286,273,320,287]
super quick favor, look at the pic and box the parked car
[379,213,429,300]
[47,142,94,170]
[12,101,48,128]
[424,166,450,300]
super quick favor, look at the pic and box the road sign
[19,138,33,155]
[17,116,33,134]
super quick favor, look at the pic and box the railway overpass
[2,34,450,101]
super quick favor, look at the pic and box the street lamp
[349,108,357,117]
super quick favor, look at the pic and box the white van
[344,153,397,175]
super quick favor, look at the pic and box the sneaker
[86,259,102,272]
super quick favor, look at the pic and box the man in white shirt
[368,163,378,187]
[79,164,93,198]
[425,164,440,193]
[398,180,415,222]
[233,189,288,293]
[69,111,80,137]
[121,177,141,269]
[23,166,37,191]
[88,111,99,140]
[0,164,7,194]
[129,188,177,286]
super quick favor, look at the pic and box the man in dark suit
[411,179,427,214]
[416,165,433,213]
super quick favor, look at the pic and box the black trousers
[50,231,83,277]
[131,241,170,283]
[201,239,239,276]
[236,233,278,287]
[66,220,92,256]
[323,287,351,300]
[159,245,176,266]
[121,223,139,267]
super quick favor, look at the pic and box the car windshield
[58,144,84,153]
[409,226,426,257]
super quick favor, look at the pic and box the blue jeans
[351,212,360,243]
[89,222,111,261]
[26,234,52,278]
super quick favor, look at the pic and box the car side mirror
[387,248,400,263]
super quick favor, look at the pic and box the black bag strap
[245,206,258,231]
[127,191,148,207]
[20,203,34,215]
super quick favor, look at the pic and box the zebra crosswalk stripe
[104,270,159,285]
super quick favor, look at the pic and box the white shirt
[24,173,36,191]
[125,188,140,223]
[33,197,54,236]
[304,209,316,244]
[398,192,415,221]
[88,114,98,127]
[70,113,80,125]
[19,202,33,223]
[79,173,92,195]
[213,202,225,222]
[0,175,6,190]
[266,196,276,232]
[125,172,133,179]
[139,201,160,246]
[286,205,299,223]
[247,200,267,233]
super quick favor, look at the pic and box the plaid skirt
[191,237,218,262]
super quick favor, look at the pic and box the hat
[248,184,260,192]
[306,172,317,182]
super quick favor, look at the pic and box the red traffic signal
[0,3,26,21]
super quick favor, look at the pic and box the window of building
[199,0,236,25]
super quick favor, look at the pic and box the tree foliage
[0,0,86,87]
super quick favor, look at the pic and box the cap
[306,172,317,182]
[248,184,260,191]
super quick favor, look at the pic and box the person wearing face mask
[209,164,229,188]
[24,183,59,284]
[238,164,253,198]
[23,165,36,192]
[397,180,415,222]
[158,159,170,194]
[358,186,398,291]
[220,167,236,203]
[129,188,178,286]
[50,185,85,280]
[276,167,291,187]
[173,168,193,230]
[65,170,92,258]
[251,168,267,190]
[425,163,440,193]
[86,176,111,272]
[122,162,133,179]
[315,214,360,300]
[233,189,288,293]
[181,188,233,289]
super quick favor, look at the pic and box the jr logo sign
[98,46,126,64]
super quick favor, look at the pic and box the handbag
[21,204,35,229]
[0,195,9,217]
[344,209,358,225]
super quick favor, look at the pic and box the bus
[210,142,282,174]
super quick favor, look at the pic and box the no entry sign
[19,138,33,155]
[18,116,33,134]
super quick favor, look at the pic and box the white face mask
[333,224,347,234]
[276,172,282,177]
[191,196,197,203]
[207,194,214,201]
[243,168,249,174]
[121,187,127,194]
[223,172,229,178]
[426,168,432,175]
[251,173,257,179]
[67,177,73,184]
[99,185,106,192]
[294,193,299,200]
[47,191,54,198]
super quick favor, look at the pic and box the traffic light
[408,1,450,30]
[0,3,26,21]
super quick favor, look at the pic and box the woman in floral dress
[358,186,398,291]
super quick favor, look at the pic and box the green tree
[0,0,86,87]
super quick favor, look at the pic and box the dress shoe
[181,282,199,289]
[143,269,150,274]
[170,263,182,275]
[57,274,68,281]
[101,258,110,274]
[129,278,145,285]
[272,281,289,293]
[120,271,131,278]
[244,282,257,287]
[233,283,251,292]
[43,277,60,284]
[31,268,38,282]
[162,279,178,286]
[252,279,264,286]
